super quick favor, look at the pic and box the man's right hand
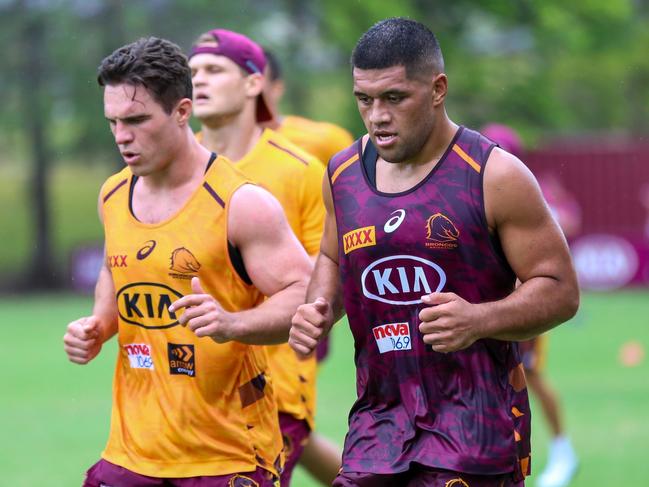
[63,316,103,364]
[289,297,333,358]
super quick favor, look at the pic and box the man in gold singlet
[261,46,353,486]
[62,36,312,487]
[188,29,325,486]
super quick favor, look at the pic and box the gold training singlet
[233,129,324,430]
[277,115,354,167]
[100,156,282,477]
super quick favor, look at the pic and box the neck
[261,112,283,131]
[142,126,212,191]
[418,111,457,165]
[372,111,458,193]
[199,110,263,162]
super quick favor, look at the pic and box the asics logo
[384,209,406,233]
[136,240,156,260]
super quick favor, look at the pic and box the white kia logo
[360,254,446,305]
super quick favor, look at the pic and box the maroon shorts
[333,465,525,487]
[83,459,278,487]
[278,412,311,486]
[316,335,331,363]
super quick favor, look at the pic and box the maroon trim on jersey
[202,182,225,208]
[268,140,309,165]
[103,178,127,203]
[360,127,464,198]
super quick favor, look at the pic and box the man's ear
[245,72,265,99]
[432,73,448,107]
[175,98,193,125]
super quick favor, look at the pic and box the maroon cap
[189,29,272,122]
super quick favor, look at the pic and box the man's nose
[368,100,390,125]
[114,121,134,145]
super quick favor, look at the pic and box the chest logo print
[445,480,469,487]
[137,240,157,260]
[384,209,406,233]
[169,247,201,279]
[107,254,128,268]
[168,343,195,377]
[373,322,412,354]
[361,255,446,305]
[425,213,459,249]
[343,226,376,254]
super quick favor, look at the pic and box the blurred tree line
[1,0,649,289]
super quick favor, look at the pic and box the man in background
[262,48,354,169]
[188,29,324,486]
[261,46,352,486]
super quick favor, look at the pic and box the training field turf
[1,290,647,486]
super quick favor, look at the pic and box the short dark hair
[351,18,444,80]
[263,48,282,82]
[97,37,192,114]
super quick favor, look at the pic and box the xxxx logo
[106,254,127,268]
[343,225,376,254]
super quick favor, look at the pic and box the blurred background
[0,0,647,486]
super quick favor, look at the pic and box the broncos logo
[169,247,201,274]
[425,213,460,242]
[445,479,470,487]
[228,474,259,487]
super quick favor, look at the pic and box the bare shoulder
[228,183,287,243]
[484,147,547,229]
[485,147,536,189]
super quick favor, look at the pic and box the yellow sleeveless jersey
[277,115,354,166]
[233,129,324,430]
[100,156,282,478]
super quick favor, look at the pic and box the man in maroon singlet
[289,17,579,487]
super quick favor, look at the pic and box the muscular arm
[479,148,579,340]
[419,148,579,351]
[225,184,312,344]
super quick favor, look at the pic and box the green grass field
[1,290,647,486]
